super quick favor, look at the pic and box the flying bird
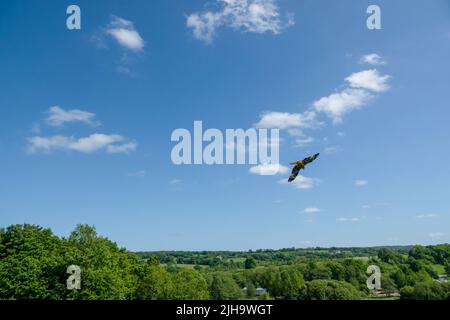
[288,153,320,182]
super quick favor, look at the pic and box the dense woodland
[0,224,449,300]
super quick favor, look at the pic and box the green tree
[244,256,256,269]
[65,224,143,300]
[246,281,256,298]
[146,255,160,267]
[172,269,210,299]
[327,261,345,281]
[278,267,305,299]
[210,273,243,300]
[378,248,403,264]
[258,291,273,300]
[381,276,398,295]
[301,280,361,300]
[400,282,447,300]
[305,261,332,280]
[0,224,67,299]
[136,265,174,299]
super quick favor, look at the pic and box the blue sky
[1,0,449,251]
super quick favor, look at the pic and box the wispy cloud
[360,53,387,65]
[324,146,341,155]
[293,136,314,147]
[92,16,145,75]
[416,213,439,219]
[429,232,445,239]
[27,134,137,154]
[255,111,319,130]
[169,179,182,185]
[28,107,137,155]
[302,207,320,214]
[187,0,294,43]
[337,217,360,222]
[249,163,289,175]
[30,123,41,134]
[354,179,368,187]
[253,111,319,148]
[287,128,315,147]
[128,170,146,178]
[106,141,138,154]
[46,106,99,127]
[278,175,319,189]
[106,16,145,52]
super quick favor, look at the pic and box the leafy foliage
[0,224,449,300]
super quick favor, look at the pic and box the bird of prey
[288,153,320,182]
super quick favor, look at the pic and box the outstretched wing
[288,164,302,182]
[302,153,320,165]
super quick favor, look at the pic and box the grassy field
[431,264,446,275]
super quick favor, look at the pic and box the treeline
[136,246,412,267]
[0,224,449,300]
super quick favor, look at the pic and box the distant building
[255,287,267,296]
[242,287,267,296]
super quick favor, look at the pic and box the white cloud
[287,128,314,147]
[293,136,314,147]
[187,0,294,43]
[345,69,391,93]
[302,207,320,214]
[337,217,360,222]
[354,179,368,187]
[360,53,386,65]
[255,111,318,129]
[46,106,99,127]
[416,213,439,219]
[429,232,445,239]
[249,163,289,175]
[70,134,125,153]
[27,135,71,153]
[107,141,137,154]
[278,175,319,189]
[169,179,182,185]
[313,88,371,124]
[287,128,303,137]
[313,69,391,123]
[106,16,145,51]
[187,12,222,43]
[27,134,137,154]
